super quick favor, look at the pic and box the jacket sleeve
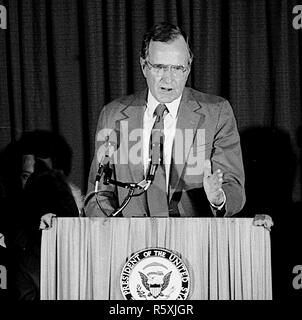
[211,100,246,216]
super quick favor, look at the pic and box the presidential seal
[120,248,190,300]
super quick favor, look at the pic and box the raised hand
[203,159,225,207]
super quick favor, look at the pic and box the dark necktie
[146,104,169,217]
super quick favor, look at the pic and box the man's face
[141,36,191,103]
[20,154,53,189]
[21,154,35,189]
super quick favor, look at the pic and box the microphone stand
[103,160,157,217]
[84,159,156,217]
[103,136,162,217]
[85,134,162,217]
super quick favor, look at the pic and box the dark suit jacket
[85,87,245,217]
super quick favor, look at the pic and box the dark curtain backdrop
[0,0,301,208]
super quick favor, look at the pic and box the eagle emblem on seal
[138,270,172,298]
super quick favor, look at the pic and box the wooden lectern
[41,217,272,300]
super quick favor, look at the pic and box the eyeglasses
[145,59,189,77]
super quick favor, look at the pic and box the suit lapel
[118,90,147,213]
[169,88,203,202]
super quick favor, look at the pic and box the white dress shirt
[143,91,181,192]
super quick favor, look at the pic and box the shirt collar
[146,90,182,119]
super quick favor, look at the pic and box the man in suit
[85,22,245,218]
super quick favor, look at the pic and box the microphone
[145,131,163,183]
[94,131,119,192]
[146,160,157,182]
[83,129,120,212]
[94,154,110,191]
